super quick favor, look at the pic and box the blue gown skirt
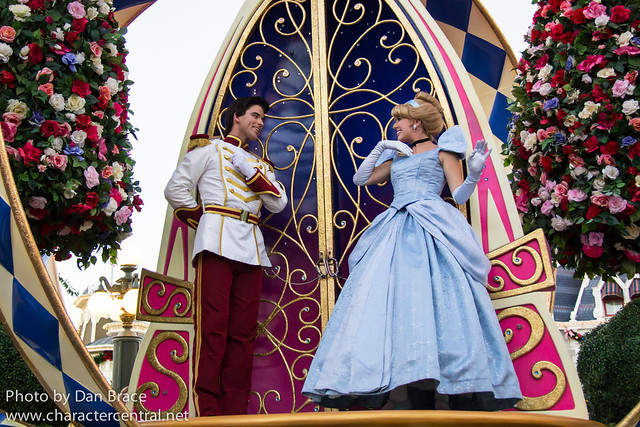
[301,202,522,410]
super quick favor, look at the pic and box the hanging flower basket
[504,0,640,280]
[0,0,142,268]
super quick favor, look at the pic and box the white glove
[231,151,257,179]
[353,140,412,186]
[452,139,492,205]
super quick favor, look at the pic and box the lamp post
[87,264,142,393]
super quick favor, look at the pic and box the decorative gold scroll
[137,269,194,324]
[487,228,555,300]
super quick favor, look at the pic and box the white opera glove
[353,140,412,186]
[231,151,257,179]
[452,139,492,205]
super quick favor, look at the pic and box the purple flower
[554,132,567,145]
[61,53,78,72]
[564,55,574,70]
[63,144,84,161]
[632,37,640,47]
[543,97,559,111]
[29,110,44,126]
[621,136,636,147]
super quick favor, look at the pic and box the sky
[56,0,538,323]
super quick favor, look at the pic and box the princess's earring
[412,124,417,130]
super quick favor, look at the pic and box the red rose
[40,120,66,138]
[583,136,600,153]
[561,145,573,155]
[591,84,609,103]
[582,244,603,259]
[27,43,43,64]
[75,114,92,128]
[72,18,88,33]
[610,5,630,23]
[550,69,565,87]
[535,54,549,70]
[600,141,620,155]
[568,8,586,24]
[28,207,48,220]
[133,195,144,212]
[549,23,565,42]
[539,155,553,173]
[26,0,45,10]
[72,80,91,97]
[54,252,72,261]
[0,70,16,88]
[18,141,42,166]
[64,31,80,45]
[85,192,100,209]
[586,205,601,219]
[629,143,640,160]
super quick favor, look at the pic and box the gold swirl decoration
[498,306,567,411]
[516,361,567,411]
[134,331,189,417]
[487,229,555,300]
[137,269,193,324]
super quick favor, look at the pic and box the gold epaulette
[188,133,212,150]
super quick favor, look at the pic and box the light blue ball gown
[301,126,522,410]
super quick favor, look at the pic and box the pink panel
[139,272,192,319]
[133,330,190,416]
[488,240,554,294]
[499,305,575,411]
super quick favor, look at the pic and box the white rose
[105,77,119,95]
[63,188,77,199]
[75,52,85,64]
[80,221,93,232]
[9,4,31,21]
[43,148,56,156]
[0,43,13,63]
[538,188,550,201]
[65,113,76,122]
[582,74,593,84]
[98,2,111,14]
[51,137,64,152]
[627,84,636,96]
[623,223,640,240]
[104,43,118,57]
[595,14,610,27]
[7,99,30,119]
[96,123,104,139]
[526,72,536,83]
[66,94,86,113]
[19,46,29,60]
[618,31,634,46]
[49,93,65,112]
[539,83,553,96]
[578,101,600,119]
[596,67,616,78]
[571,165,587,178]
[622,100,639,115]
[592,177,606,191]
[564,114,578,127]
[636,175,640,187]
[523,133,538,152]
[103,198,118,216]
[602,165,620,180]
[112,162,124,181]
[87,7,98,20]
[539,64,553,81]
[70,130,87,147]
[551,216,568,231]
[531,197,542,207]
[551,193,562,206]
[566,90,580,104]
[52,28,64,41]
[528,152,541,167]
[91,56,104,74]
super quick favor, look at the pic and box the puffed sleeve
[437,125,467,159]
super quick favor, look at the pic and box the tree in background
[577,298,640,424]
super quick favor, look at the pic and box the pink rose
[1,121,17,143]
[541,199,555,216]
[588,231,605,246]
[612,79,630,98]
[583,2,607,19]
[2,112,22,125]
[5,146,20,161]
[554,182,568,197]
[89,41,102,57]
[35,67,54,83]
[614,46,640,56]
[624,249,640,262]
[38,83,54,96]
[109,187,123,205]
[568,189,588,202]
[608,196,627,214]
[50,154,68,171]
[590,193,610,207]
[527,165,538,176]
[583,244,604,258]
[84,166,100,189]
[114,206,132,225]
[0,26,16,43]
[516,191,529,213]
[67,1,86,19]
[630,117,640,131]
[101,166,113,179]
[29,196,47,209]
[597,154,615,166]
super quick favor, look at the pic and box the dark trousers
[193,251,262,416]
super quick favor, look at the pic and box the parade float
[1,0,638,426]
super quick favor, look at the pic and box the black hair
[224,96,270,136]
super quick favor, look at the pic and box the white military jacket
[164,136,288,267]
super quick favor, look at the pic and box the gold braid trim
[187,137,211,150]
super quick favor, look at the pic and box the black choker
[410,137,432,148]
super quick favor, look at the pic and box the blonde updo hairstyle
[391,92,445,139]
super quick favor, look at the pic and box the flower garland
[563,327,586,342]
[92,350,113,365]
[0,0,142,267]
[504,0,640,280]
